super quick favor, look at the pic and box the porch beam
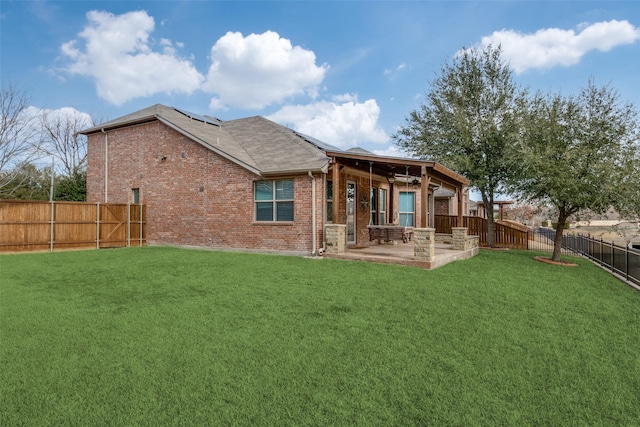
[388,181,394,224]
[457,187,463,227]
[332,158,340,224]
[420,166,430,228]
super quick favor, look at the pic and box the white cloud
[60,10,204,105]
[384,62,408,78]
[475,20,640,73]
[266,97,388,149]
[203,31,329,110]
[40,106,93,126]
[332,93,358,103]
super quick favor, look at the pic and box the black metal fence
[530,228,640,286]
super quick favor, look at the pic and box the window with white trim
[399,191,415,227]
[255,180,294,221]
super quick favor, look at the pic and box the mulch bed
[533,256,578,267]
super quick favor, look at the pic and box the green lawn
[1,247,639,425]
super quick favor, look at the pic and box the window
[370,187,378,225]
[399,191,415,227]
[327,180,333,222]
[379,188,387,225]
[132,188,140,204]
[255,180,294,221]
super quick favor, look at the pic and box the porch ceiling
[326,151,469,189]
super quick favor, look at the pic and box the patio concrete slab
[323,241,478,270]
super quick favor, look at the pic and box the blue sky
[2,0,639,156]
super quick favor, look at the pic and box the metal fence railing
[531,228,640,286]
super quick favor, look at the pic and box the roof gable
[81,104,330,176]
[80,104,468,186]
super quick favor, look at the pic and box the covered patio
[325,151,471,235]
[321,151,477,268]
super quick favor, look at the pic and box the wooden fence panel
[0,200,146,253]
[129,204,145,247]
[54,202,98,249]
[435,214,530,249]
[0,200,51,251]
[99,203,128,248]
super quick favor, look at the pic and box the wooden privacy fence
[0,200,146,252]
[435,215,531,249]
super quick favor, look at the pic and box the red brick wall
[87,120,324,254]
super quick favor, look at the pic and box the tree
[40,107,94,177]
[503,203,538,226]
[54,170,86,201]
[0,162,52,200]
[514,80,640,262]
[0,83,43,195]
[393,45,525,246]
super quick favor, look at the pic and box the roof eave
[260,163,330,177]
[80,115,158,135]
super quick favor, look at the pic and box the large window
[255,180,294,222]
[399,191,415,227]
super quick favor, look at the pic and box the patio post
[420,167,430,228]
[457,188,463,227]
[332,158,340,224]
[414,228,435,261]
[324,224,346,254]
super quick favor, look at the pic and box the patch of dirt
[533,256,578,267]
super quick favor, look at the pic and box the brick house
[81,104,470,255]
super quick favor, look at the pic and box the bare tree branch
[0,83,44,192]
[40,107,95,176]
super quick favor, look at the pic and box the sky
[2,0,639,157]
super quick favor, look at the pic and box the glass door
[346,181,356,243]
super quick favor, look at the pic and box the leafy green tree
[0,162,52,200]
[54,170,86,201]
[393,45,525,246]
[514,80,639,262]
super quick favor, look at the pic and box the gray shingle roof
[81,104,469,187]
[81,104,331,176]
[223,116,330,175]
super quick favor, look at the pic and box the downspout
[101,128,108,202]
[308,171,317,255]
[321,171,327,254]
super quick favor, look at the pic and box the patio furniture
[368,225,414,243]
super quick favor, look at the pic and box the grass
[1,247,639,425]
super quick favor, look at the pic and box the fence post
[49,201,54,252]
[127,203,131,247]
[600,238,603,266]
[139,203,143,246]
[626,244,629,282]
[611,240,615,273]
[96,202,100,249]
